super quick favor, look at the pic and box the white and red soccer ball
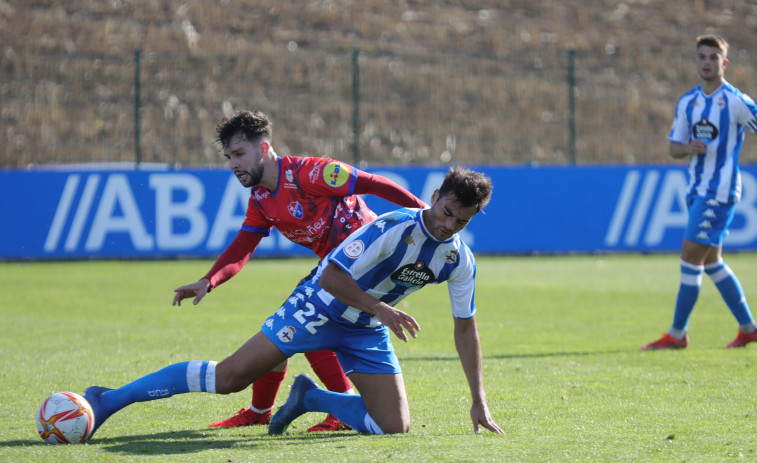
[36,391,94,444]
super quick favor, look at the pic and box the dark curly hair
[438,166,492,212]
[215,110,272,148]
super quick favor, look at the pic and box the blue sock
[303,388,383,434]
[671,260,703,333]
[705,260,755,327]
[102,361,217,413]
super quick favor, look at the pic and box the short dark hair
[438,166,492,212]
[696,34,729,58]
[215,110,272,148]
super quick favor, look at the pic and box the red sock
[251,369,287,413]
[305,349,352,393]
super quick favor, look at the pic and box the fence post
[568,47,576,165]
[352,47,360,165]
[134,48,142,166]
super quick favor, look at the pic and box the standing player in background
[642,35,757,350]
[82,166,502,438]
[172,110,426,429]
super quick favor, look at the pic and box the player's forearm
[669,142,689,159]
[202,231,259,289]
[319,262,385,314]
[454,318,488,404]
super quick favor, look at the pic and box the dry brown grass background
[3,0,757,168]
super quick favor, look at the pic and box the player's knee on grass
[373,410,411,434]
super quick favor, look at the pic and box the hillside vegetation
[3,0,757,167]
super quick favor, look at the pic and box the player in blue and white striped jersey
[643,34,757,350]
[296,205,478,332]
[265,166,502,435]
[82,167,503,438]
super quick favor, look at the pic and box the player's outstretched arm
[172,278,210,306]
[453,316,503,434]
[320,262,421,341]
[354,171,427,208]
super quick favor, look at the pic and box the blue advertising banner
[2,165,757,260]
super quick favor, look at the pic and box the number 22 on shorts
[293,302,329,334]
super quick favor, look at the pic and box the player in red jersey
[172,110,426,431]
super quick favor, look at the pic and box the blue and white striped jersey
[302,207,477,327]
[669,81,757,203]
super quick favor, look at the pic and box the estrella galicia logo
[693,118,718,142]
[390,261,436,288]
[288,201,304,219]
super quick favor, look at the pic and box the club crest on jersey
[693,118,718,141]
[277,326,296,343]
[323,161,350,189]
[391,262,436,288]
[444,250,458,264]
[288,201,304,219]
[344,240,364,258]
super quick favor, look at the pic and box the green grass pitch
[1,254,756,462]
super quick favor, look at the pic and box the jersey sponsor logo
[323,161,350,189]
[308,162,322,184]
[285,169,294,183]
[391,262,436,288]
[254,189,271,201]
[277,325,296,343]
[288,201,304,219]
[693,118,718,141]
[344,240,364,258]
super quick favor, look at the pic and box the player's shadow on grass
[1,429,353,455]
[97,429,350,455]
[402,350,628,362]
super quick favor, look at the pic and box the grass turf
[1,254,756,462]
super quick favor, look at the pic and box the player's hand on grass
[374,304,420,342]
[471,402,504,435]
[172,279,210,306]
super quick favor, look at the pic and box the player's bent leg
[305,349,352,432]
[348,372,410,434]
[215,331,289,394]
[209,357,289,428]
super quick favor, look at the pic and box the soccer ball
[36,391,95,444]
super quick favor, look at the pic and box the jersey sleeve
[446,244,477,319]
[327,212,404,279]
[296,158,359,197]
[202,230,263,289]
[669,94,691,144]
[354,171,426,208]
[240,193,273,234]
[734,92,757,133]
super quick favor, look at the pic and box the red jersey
[241,156,376,259]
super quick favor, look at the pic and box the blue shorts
[684,195,735,246]
[261,290,401,375]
